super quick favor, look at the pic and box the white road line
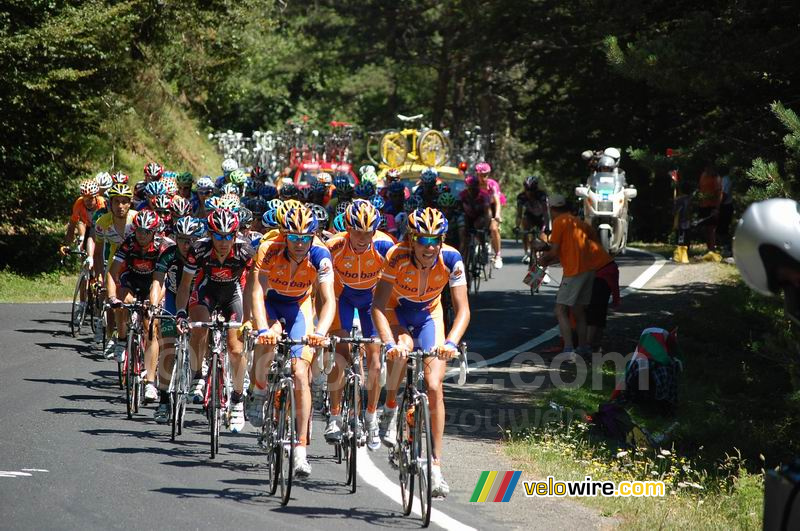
[356,447,477,531]
[20,468,49,472]
[360,249,667,524]
[0,471,33,478]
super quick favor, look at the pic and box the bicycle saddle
[397,113,423,122]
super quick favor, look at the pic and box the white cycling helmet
[221,158,238,173]
[95,172,112,189]
[734,198,800,322]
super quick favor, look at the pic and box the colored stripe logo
[470,471,522,502]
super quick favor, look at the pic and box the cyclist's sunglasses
[211,232,234,241]
[287,233,313,244]
[413,234,443,247]
[135,227,155,236]
[197,189,213,196]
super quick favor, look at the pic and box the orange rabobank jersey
[380,242,466,312]
[325,230,395,295]
[253,233,333,302]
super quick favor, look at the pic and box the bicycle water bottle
[406,405,415,441]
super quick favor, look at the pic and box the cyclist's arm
[314,280,335,336]
[371,279,395,346]
[515,198,524,228]
[149,272,165,307]
[64,220,77,247]
[106,260,122,301]
[248,268,268,331]
[446,283,470,345]
[175,268,194,313]
[539,242,560,266]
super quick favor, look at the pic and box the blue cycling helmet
[280,183,299,200]
[259,183,278,200]
[354,181,376,199]
[145,181,167,197]
[333,176,353,196]
[420,168,438,186]
[245,178,259,195]
[310,182,328,196]
[388,181,406,195]
[371,195,386,211]
[262,209,280,229]
[332,212,347,232]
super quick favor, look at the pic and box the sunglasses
[211,232,235,241]
[287,234,313,244]
[413,235,443,247]
[198,190,212,196]
[135,228,155,236]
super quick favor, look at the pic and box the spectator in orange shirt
[539,194,594,359]
[697,164,722,252]
[582,224,620,352]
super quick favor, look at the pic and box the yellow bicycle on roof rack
[366,114,451,169]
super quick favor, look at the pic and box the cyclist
[137,181,166,212]
[192,177,216,218]
[412,168,440,208]
[214,158,239,188]
[328,176,354,218]
[144,162,164,183]
[227,169,247,196]
[515,176,550,263]
[475,162,504,268]
[95,172,113,197]
[280,183,300,201]
[371,207,470,497]
[353,181,377,201]
[323,200,395,450]
[176,172,194,200]
[247,205,335,477]
[175,210,254,433]
[437,192,465,251]
[111,171,129,185]
[149,216,205,424]
[107,211,168,404]
[458,176,492,272]
[89,184,136,357]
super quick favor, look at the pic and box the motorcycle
[575,148,637,255]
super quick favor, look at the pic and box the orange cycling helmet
[281,205,318,234]
[407,207,448,236]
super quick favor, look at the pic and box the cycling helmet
[162,176,178,196]
[170,196,192,218]
[276,199,303,224]
[437,192,457,209]
[111,171,129,185]
[238,206,254,228]
[435,183,451,196]
[371,195,386,211]
[360,171,378,186]
[196,177,215,192]
[332,213,347,233]
[475,162,492,174]
[245,178,259,195]
[176,171,194,186]
[207,209,239,235]
[280,183,300,200]
[133,181,147,200]
[247,198,267,217]
[388,181,406,195]
[267,198,283,211]
[95,172,112,190]
[359,164,376,177]
[345,199,381,232]
[310,203,329,227]
[316,172,332,185]
[281,206,318,234]
[152,194,172,212]
[465,175,479,188]
[407,207,448,236]
[80,179,99,197]
[133,210,160,231]
[734,199,800,298]
[250,165,269,181]
[144,162,164,180]
[386,168,402,182]
[420,168,438,186]
[404,195,423,213]
[259,183,278,200]
[597,155,617,170]
[162,170,177,179]
[354,181,376,199]
[262,209,279,229]
[333,176,353,196]
[336,200,353,216]
[310,182,328,197]
[174,216,202,237]
[300,185,313,202]
[228,169,247,185]
[145,181,167,197]
[220,182,240,196]
[205,196,222,211]
[221,158,238,174]
[218,193,241,211]
[107,183,133,199]
[524,176,540,190]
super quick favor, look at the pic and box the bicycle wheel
[117,361,123,390]
[209,351,219,459]
[125,334,135,419]
[417,130,450,167]
[132,335,143,414]
[345,377,359,492]
[398,393,414,516]
[263,389,279,496]
[70,272,88,337]
[365,134,382,166]
[380,130,407,168]
[415,395,432,527]
[277,381,296,506]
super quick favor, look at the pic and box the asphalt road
[0,242,664,530]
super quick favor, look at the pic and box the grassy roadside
[0,271,77,303]
[503,262,798,528]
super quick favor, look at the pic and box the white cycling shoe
[380,406,398,448]
[293,446,311,477]
[191,378,205,404]
[431,465,450,497]
[229,401,245,433]
[246,390,267,428]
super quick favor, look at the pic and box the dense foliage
[2,1,799,236]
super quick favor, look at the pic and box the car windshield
[589,171,623,193]
[298,171,355,186]
[400,178,465,196]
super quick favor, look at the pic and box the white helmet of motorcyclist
[597,155,617,171]
[603,147,621,161]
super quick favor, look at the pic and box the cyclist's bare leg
[158,338,175,392]
[554,303,574,351]
[327,330,350,415]
[189,304,210,374]
[249,319,282,389]
[292,357,312,446]
[384,326,413,406]
[424,356,447,462]
[114,287,133,340]
[521,217,532,257]
[144,319,160,384]
[364,343,382,412]
[227,328,245,394]
[458,226,468,263]
[489,218,501,256]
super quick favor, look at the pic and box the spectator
[717,169,735,254]
[697,164,722,253]
[540,193,594,359]
[672,179,692,264]
[583,225,620,352]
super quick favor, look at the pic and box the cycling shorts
[385,300,445,351]
[265,291,314,363]
[189,277,244,322]
[119,271,151,298]
[332,286,376,338]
